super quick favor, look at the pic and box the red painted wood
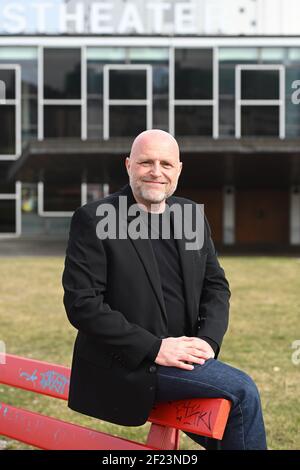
[0,354,231,448]
[146,424,180,450]
[149,398,231,440]
[0,354,70,400]
[0,402,155,450]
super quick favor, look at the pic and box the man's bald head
[125,129,182,213]
[129,129,180,162]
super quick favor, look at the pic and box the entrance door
[235,190,289,245]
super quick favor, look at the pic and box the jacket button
[149,365,157,373]
[149,386,155,391]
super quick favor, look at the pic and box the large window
[87,47,168,138]
[219,48,258,137]
[109,105,147,137]
[87,48,125,139]
[0,200,15,233]
[109,69,147,100]
[43,48,81,99]
[172,48,215,137]
[38,180,82,215]
[43,183,81,213]
[130,48,169,134]
[2,44,300,145]
[0,47,38,145]
[44,105,81,138]
[241,106,279,136]
[0,65,21,159]
[236,65,284,138]
[0,68,15,98]
[175,106,213,136]
[241,69,280,100]
[0,105,15,154]
[103,64,152,139]
[42,48,82,139]
[218,47,300,138]
[175,48,213,100]
[0,182,21,237]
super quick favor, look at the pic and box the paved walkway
[0,237,299,257]
[0,238,68,257]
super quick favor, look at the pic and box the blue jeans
[154,358,267,450]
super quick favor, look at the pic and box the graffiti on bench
[0,404,8,417]
[20,369,69,395]
[174,400,212,431]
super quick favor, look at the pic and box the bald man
[63,130,267,450]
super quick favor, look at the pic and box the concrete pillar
[223,185,235,245]
[290,185,300,245]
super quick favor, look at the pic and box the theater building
[0,0,300,251]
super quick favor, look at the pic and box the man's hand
[155,336,215,370]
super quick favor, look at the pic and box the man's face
[125,137,182,207]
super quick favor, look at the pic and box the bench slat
[0,354,70,400]
[0,402,156,450]
[0,354,231,442]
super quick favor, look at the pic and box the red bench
[0,354,231,450]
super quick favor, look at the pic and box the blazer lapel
[117,184,168,325]
[168,198,196,330]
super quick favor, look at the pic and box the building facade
[0,3,300,250]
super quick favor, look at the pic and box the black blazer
[62,184,230,426]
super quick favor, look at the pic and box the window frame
[0,181,21,237]
[38,181,89,217]
[169,47,219,138]
[235,64,285,138]
[103,63,153,140]
[38,46,87,140]
[0,64,21,160]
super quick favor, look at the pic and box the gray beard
[139,187,166,203]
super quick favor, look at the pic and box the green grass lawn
[0,256,299,450]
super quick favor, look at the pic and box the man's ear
[125,157,130,175]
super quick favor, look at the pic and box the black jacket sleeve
[146,338,163,362]
[198,336,219,355]
[62,207,160,371]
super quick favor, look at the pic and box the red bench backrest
[0,354,231,449]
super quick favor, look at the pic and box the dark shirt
[142,208,218,361]
[147,210,187,338]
